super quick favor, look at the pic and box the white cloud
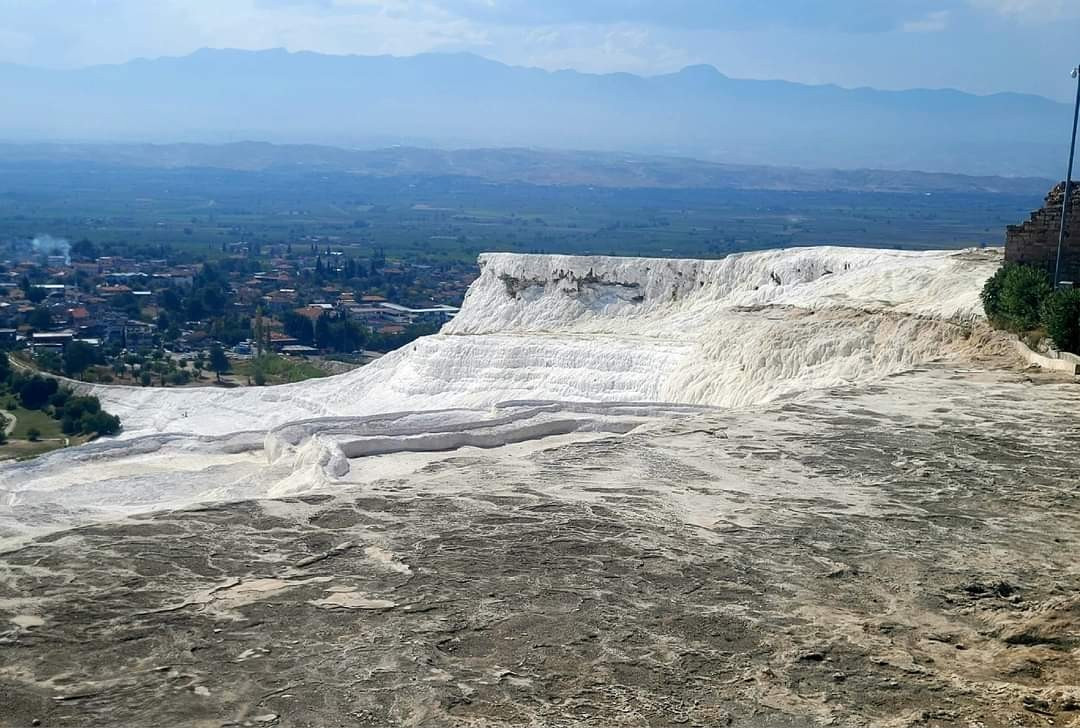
[901,10,950,32]
[968,0,1080,21]
[500,23,692,74]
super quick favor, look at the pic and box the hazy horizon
[4,45,1071,104]
[2,0,1079,101]
[1,46,1073,177]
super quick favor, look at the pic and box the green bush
[27,427,41,442]
[17,376,59,410]
[1041,288,1080,354]
[982,264,1053,332]
[81,411,121,437]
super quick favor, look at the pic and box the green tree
[982,264,1053,332]
[81,411,121,437]
[34,350,62,374]
[27,427,41,442]
[110,291,142,319]
[70,238,99,261]
[28,307,52,330]
[1041,288,1080,354]
[63,341,98,378]
[17,376,58,409]
[209,345,230,382]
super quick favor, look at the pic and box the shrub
[17,376,58,410]
[81,411,121,437]
[27,427,41,442]
[59,396,101,421]
[1041,288,1080,354]
[982,264,1052,332]
[253,367,267,386]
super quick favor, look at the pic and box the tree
[981,264,1052,332]
[26,286,46,304]
[159,288,184,316]
[27,427,40,442]
[17,376,58,410]
[59,395,100,421]
[284,311,315,346]
[209,345,230,382]
[1041,288,1080,354]
[35,350,61,374]
[70,238,99,261]
[110,292,141,319]
[81,411,121,436]
[28,307,52,330]
[63,341,98,378]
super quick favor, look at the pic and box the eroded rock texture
[2,365,1079,728]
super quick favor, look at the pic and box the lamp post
[1054,66,1080,288]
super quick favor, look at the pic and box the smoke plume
[32,234,71,265]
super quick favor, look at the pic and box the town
[0,235,470,386]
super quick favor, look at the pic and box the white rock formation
[82,246,999,438]
[0,246,1007,540]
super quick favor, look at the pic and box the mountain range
[0,141,1054,196]
[0,48,1072,177]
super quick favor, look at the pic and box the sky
[1,0,1078,100]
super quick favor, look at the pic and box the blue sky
[1,0,1078,100]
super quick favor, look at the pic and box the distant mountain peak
[675,64,728,79]
[0,48,1067,177]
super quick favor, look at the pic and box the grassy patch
[0,439,65,461]
[232,355,328,385]
[10,407,63,441]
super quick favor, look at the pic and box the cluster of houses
[1,256,197,356]
[2,249,466,363]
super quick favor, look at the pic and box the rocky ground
[1,363,1079,728]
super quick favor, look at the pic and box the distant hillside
[0,142,1054,196]
[0,48,1072,177]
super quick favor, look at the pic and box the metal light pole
[1054,66,1080,288]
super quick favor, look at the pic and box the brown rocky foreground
[1,363,1079,728]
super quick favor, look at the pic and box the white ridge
[80,246,999,438]
[0,246,1005,537]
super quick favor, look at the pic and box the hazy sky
[1,0,1078,100]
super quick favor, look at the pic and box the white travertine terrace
[79,246,999,438]
[0,246,1007,539]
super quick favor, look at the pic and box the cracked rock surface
[1,365,1079,727]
